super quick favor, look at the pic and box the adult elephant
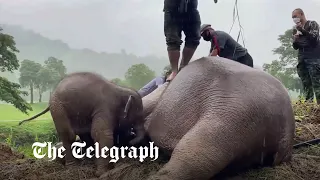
[18,72,145,177]
[142,57,295,180]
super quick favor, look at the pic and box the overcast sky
[0,0,319,67]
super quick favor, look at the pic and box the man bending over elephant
[138,69,171,97]
[200,24,254,67]
[163,0,202,82]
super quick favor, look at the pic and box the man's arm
[209,49,218,56]
[209,32,226,56]
[298,21,320,42]
[137,78,157,97]
[292,28,299,50]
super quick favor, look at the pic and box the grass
[0,103,57,157]
[0,102,51,120]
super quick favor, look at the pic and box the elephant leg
[78,133,94,153]
[148,114,253,180]
[79,133,94,147]
[91,114,114,177]
[51,104,77,166]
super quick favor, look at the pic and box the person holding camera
[292,8,320,104]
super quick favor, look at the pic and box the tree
[45,56,66,78]
[162,64,171,76]
[263,28,302,93]
[110,78,130,88]
[44,56,67,93]
[124,63,156,90]
[19,59,42,104]
[0,27,32,113]
[34,66,59,102]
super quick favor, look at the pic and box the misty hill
[0,24,168,82]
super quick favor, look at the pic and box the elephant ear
[123,95,133,119]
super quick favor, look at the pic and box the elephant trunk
[129,121,146,146]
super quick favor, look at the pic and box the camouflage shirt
[292,20,320,60]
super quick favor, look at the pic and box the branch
[0,77,32,114]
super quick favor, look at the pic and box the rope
[228,0,246,48]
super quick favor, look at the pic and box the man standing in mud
[292,8,320,104]
[163,0,202,82]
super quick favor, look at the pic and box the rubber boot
[179,47,197,72]
[166,50,180,82]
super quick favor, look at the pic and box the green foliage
[0,77,31,114]
[18,59,42,103]
[110,78,130,87]
[0,103,57,157]
[43,57,66,91]
[263,29,302,92]
[0,27,32,114]
[162,64,171,76]
[124,63,156,90]
[0,27,20,72]
[19,57,67,103]
[44,56,66,78]
[19,59,42,87]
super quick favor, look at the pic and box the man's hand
[296,22,304,32]
[293,34,299,41]
[209,49,218,56]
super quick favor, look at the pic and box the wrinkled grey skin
[18,72,145,177]
[142,57,295,180]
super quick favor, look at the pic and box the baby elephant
[19,72,145,177]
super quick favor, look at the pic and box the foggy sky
[0,0,320,67]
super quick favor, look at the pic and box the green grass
[0,103,58,157]
[0,102,51,120]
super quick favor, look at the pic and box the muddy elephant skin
[19,72,145,177]
[143,57,295,180]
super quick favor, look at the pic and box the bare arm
[209,49,218,56]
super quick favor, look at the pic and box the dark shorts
[163,1,201,51]
[237,53,253,67]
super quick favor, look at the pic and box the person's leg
[164,10,183,82]
[297,61,314,102]
[306,59,320,104]
[179,9,201,71]
[236,53,253,67]
[243,53,254,67]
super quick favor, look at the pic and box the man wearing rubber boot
[200,24,254,67]
[163,0,201,82]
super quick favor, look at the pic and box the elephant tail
[18,106,50,126]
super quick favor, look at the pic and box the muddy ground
[0,102,319,180]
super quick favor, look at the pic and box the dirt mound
[0,102,319,180]
[0,146,319,180]
[0,143,24,163]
